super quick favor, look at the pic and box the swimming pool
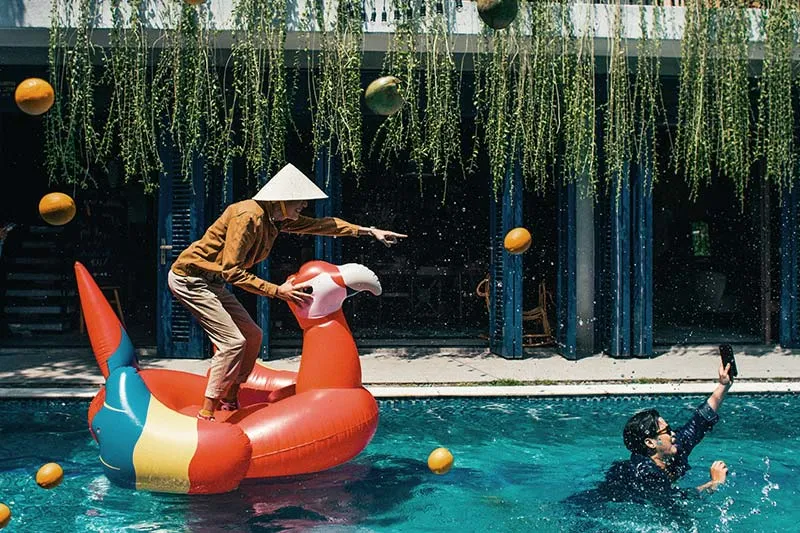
[0,394,797,532]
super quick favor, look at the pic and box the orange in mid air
[503,227,532,255]
[39,192,76,226]
[14,78,55,116]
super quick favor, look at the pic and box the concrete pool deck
[1,343,799,398]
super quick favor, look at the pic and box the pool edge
[1,381,799,399]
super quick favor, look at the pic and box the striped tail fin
[74,262,137,379]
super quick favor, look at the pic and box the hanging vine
[675,0,713,200]
[713,0,751,205]
[757,0,795,193]
[422,0,462,190]
[152,2,228,182]
[45,0,102,189]
[229,0,291,184]
[560,0,597,196]
[603,0,633,202]
[514,0,559,193]
[633,0,665,192]
[99,0,163,193]
[306,0,364,180]
[370,0,425,180]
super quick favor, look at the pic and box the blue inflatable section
[107,325,137,374]
[92,366,151,488]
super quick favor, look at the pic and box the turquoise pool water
[0,395,797,532]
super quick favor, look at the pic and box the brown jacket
[171,199,361,297]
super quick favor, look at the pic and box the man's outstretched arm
[707,362,733,413]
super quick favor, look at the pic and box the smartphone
[719,344,738,379]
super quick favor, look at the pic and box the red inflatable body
[77,260,383,493]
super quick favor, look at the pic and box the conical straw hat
[252,163,328,201]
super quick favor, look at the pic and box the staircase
[3,225,76,334]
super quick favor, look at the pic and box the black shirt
[599,401,720,501]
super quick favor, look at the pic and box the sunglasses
[655,424,673,437]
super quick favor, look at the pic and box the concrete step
[8,322,71,332]
[7,257,65,266]
[6,289,74,297]
[4,305,74,315]
[28,226,64,234]
[20,240,58,249]
[7,272,65,281]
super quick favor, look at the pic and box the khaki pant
[168,270,262,399]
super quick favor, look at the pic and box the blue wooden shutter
[157,147,206,358]
[780,184,800,347]
[632,156,653,356]
[489,165,523,359]
[557,178,577,358]
[314,149,342,264]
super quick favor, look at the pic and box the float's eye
[301,286,313,294]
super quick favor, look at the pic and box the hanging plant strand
[560,0,597,196]
[45,0,102,189]
[516,0,559,193]
[100,0,163,193]
[603,0,633,202]
[675,0,713,200]
[307,0,364,180]
[713,0,751,205]
[633,0,666,192]
[153,3,228,182]
[757,0,795,193]
[229,0,291,184]
[370,1,425,182]
[422,0,463,193]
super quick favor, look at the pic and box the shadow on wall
[0,1,25,26]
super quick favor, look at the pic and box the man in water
[600,362,733,501]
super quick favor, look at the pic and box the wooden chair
[523,280,554,347]
[475,276,554,346]
[79,285,125,334]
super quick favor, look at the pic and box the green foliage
[713,0,751,206]
[371,2,425,185]
[758,0,795,193]
[675,0,714,200]
[229,0,292,185]
[515,1,559,193]
[603,0,634,202]
[306,0,364,181]
[560,0,597,196]
[152,3,228,183]
[422,0,462,192]
[633,0,665,191]
[45,0,102,189]
[473,25,517,198]
[100,0,163,193]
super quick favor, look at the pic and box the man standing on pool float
[600,362,733,500]
[169,163,407,421]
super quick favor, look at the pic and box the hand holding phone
[719,344,738,380]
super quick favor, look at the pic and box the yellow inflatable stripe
[132,397,198,493]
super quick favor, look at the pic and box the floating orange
[365,76,404,116]
[427,447,454,475]
[14,78,55,116]
[184,0,206,4]
[35,463,64,489]
[38,192,76,226]
[0,503,9,529]
[503,227,532,255]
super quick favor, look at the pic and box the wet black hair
[623,409,661,456]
